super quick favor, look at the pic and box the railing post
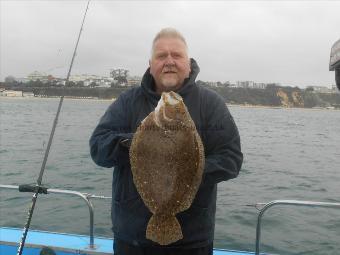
[0,184,99,249]
[255,200,340,255]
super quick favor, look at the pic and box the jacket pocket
[112,196,152,241]
[191,183,216,209]
[177,205,215,243]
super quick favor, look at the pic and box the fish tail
[146,214,183,245]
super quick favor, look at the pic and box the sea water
[1,97,339,254]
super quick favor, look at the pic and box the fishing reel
[19,184,48,194]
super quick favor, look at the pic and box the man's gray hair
[151,28,188,57]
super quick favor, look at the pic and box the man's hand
[120,138,131,148]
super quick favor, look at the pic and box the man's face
[149,37,191,94]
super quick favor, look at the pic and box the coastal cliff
[205,85,340,108]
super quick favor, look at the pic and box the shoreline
[1,95,339,110]
[0,95,115,102]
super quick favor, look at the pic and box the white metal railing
[255,200,340,255]
[0,184,111,249]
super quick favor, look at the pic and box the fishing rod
[16,1,91,254]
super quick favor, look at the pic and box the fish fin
[146,214,183,245]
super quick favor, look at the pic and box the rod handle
[19,184,48,194]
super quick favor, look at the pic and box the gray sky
[1,1,340,87]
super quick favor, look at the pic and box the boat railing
[2,185,340,253]
[255,199,340,255]
[0,184,112,250]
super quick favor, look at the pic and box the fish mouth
[154,92,183,127]
[164,91,182,106]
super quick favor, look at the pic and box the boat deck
[0,227,255,255]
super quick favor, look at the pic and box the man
[90,28,243,255]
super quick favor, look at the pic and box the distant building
[236,81,254,88]
[223,81,231,87]
[205,81,218,87]
[237,81,268,89]
[47,75,56,81]
[228,81,268,89]
[70,74,99,82]
[27,71,48,82]
[127,75,142,86]
[19,69,143,88]
[56,79,66,86]
[253,83,267,89]
[229,83,238,88]
[266,83,281,87]
[307,86,333,93]
[1,90,23,97]
[96,78,113,88]
[83,76,113,88]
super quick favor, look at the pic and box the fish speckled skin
[129,91,204,245]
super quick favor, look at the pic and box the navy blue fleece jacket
[90,59,243,248]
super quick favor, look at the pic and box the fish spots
[130,91,204,245]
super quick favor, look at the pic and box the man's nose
[164,55,175,65]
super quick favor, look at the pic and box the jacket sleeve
[201,95,243,185]
[89,94,133,168]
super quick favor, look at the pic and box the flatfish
[129,91,204,245]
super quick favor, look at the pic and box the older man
[90,28,243,255]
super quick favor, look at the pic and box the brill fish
[129,91,204,245]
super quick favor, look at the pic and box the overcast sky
[1,0,339,87]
